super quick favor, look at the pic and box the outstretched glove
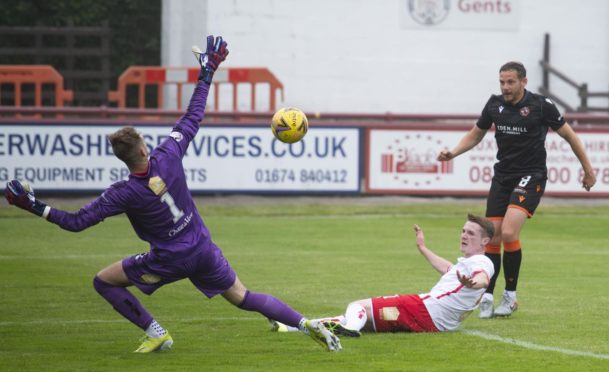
[4,180,50,218]
[192,35,229,84]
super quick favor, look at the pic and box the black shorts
[486,173,547,218]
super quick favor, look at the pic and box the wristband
[199,68,214,84]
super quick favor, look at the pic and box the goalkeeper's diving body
[4,35,341,353]
[271,215,495,336]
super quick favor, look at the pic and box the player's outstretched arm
[166,35,228,157]
[5,179,123,232]
[4,180,50,218]
[437,126,487,161]
[413,224,452,274]
[556,123,596,191]
[456,270,489,289]
[168,35,230,157]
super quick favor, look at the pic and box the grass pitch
[1,197,608,371]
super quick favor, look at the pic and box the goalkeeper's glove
[192,35,229,84]
[4,180,50,218]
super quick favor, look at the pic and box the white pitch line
[0,317,261,327]
[463,329,609,360]
[2,320,609,361]
[0,254,124,260]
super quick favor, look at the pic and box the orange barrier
[0,65,73,117]
[107,66,284,112]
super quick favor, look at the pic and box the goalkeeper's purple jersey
[48,81,211,258]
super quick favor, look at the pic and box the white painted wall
[161,0,609,114]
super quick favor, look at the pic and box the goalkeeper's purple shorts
[122,242,236,298]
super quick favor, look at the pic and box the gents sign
[400,0,520,30]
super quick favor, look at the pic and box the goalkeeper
[4,35,341,353]
[271,215,495,336]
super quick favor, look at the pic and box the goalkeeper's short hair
[108,127,144,166]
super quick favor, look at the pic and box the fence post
[578,83,588,112]
[542,33,550,92]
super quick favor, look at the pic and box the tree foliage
[0,0,161,104]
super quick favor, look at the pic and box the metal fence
[0,23,111,106]
[539,33,609,113]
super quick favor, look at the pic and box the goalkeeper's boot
[322,320,361,338]
[269,319,289,332]
[478,294,494,319]
[305,320,342,352]
[134,332,173,353]
[494,291,518,317]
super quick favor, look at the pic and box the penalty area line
[463,329,609,360]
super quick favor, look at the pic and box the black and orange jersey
[476,90,565,176]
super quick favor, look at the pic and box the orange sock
[504,240,521,252]
[485,244,501,254]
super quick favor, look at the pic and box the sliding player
[272,215,494,336]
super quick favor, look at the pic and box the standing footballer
[4,35,341,353]
[437,61,596,318]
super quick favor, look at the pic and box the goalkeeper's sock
[298,318,307,332]
[93,276,153,330]
[344,303,367,331]
[276,321,300,332]
[145,320,167,338]
[238,290,303,328]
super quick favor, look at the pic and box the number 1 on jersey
[160,192,185,223]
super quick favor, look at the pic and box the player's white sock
[297,318,308,333]
[504,290,517,300]
[283,323,301,332]
[145,320,167,338]
[344,303,367,331]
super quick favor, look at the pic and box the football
[271,107,308,144]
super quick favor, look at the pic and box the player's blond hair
[467,214,495,239]
[107,127,144,167]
